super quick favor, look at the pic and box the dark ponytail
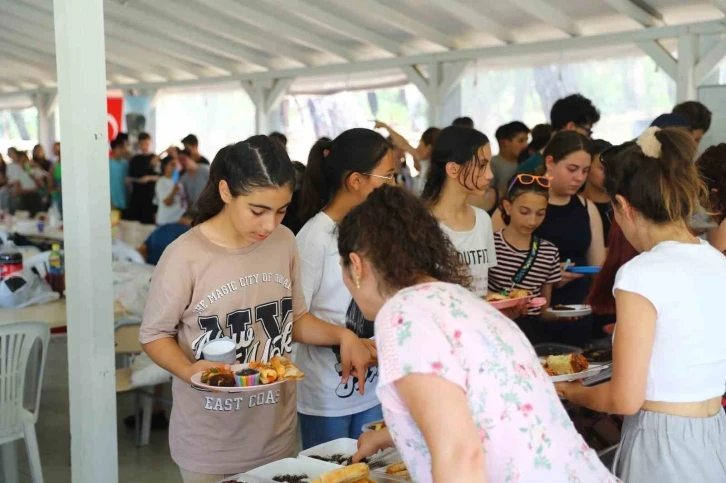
[193,135,294,225]
[298,128,390,224]
[421,125,490,203]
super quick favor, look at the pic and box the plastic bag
[112,260,154,317]
[0,268,60,308]
[130,352,172,387]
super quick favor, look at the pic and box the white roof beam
[197,0,354,62]
[602,0,663,27]
[714,0,726,15]
[509,0,581,36]
[637,40,677,80]
[0,56,53,87]
[280,0,404,55]
[329,0,456,50]
[443,0,515,44]
[438,61,471,99]
[695,37,726,85]
[103,0,267,71]
[141,0,307,66]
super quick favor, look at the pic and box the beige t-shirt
[140,224,307,475]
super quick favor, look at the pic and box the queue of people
[132,94,726,483]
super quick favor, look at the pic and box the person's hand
[182,360,233,385]
[360,338,377,365]
[374,120,387,130]
[352,427,393,463]
[172,183,181,193]
[554,380,582,400]
[557,262,584,289]
[339,330,372,395]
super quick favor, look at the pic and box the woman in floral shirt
[340,185,616,483]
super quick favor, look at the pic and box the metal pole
[53,0,119,481]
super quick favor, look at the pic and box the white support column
[53,2,119,483]
[242,79,293,135]
[695,35,726,86]
[403,60,471,127]
[677,34,698,102]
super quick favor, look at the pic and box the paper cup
[201,338,236,364]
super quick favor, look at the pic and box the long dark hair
[421,125,490,203]
[338,184,472,291]
[298,128,390,223]
[697,143,726,221]
[193,135,294,225]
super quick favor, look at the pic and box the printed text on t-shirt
[457,248,490,266]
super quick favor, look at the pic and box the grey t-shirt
[181,164,210,208]
[490,155,519,196]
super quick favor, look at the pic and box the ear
[445,161,460,179]
[502,199,512,215]
[544,155,556,173]
[348,252,364,282]
[614,195,634,220]
[219,180,233,204]
[563,121,577,131]
[346,172,363,193]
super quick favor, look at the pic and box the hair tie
[636,127,662,158]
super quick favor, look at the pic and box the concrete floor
[14,335,193,483]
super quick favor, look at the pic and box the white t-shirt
[6,163,37,190]
[414,159,430,196]
[439,207,497,297]
[295,212,380,417]
[155,177,186,225]
[613,240,726,402]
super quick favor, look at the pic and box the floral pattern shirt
[375,282,618,483]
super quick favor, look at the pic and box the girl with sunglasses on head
[421,125,497,298]
[557,127,726,483]
[488,174,563,342]
[493,131,605,346]
[295,128,395,449]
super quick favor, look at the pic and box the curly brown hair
[698,143,726,221]
[337,184,472,292]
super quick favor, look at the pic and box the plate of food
[310,463,376,483]
[486,289,531,310]
[242,458,339,483]
[581,347,612,363]
[219,475,275,483]
[372,461,412,481]
[545,304,592,318]
[565,266,601,274]
[541,353,606,382]
[191,356,305,393]
[361,419,387,433]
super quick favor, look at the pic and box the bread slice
[311,463,369,483]
[545,353,589,375]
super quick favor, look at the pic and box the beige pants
[179,467,236,483]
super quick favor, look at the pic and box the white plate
[190,363,285,393]
[549,364,607,383]
[545,304,592,318]
[215,474,274,483]
[244,457,338,481]
[361,419,386,433]
[298,438,358,466]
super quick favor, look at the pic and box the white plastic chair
[0,322,50,483]
[111,240,145,264]
[0,229,10,245]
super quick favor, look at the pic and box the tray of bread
[371,461,411,481]
[299,439,401,471]
[191,356,304,393]
[540,353,607,382]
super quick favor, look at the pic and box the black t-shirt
[128,154,158,224]
[197,155,210,165]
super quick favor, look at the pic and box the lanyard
[512,236,540,285]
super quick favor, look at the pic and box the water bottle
[48,243,65,295]
[48,201,61,229]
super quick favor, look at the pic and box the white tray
[215,473,274,483]
[245,457,338,481]
[298,438,358,466]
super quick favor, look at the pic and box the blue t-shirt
[515,151,544,175]
[109,158,129,210]
[144,223,191,265]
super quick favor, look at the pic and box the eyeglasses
[506,174,550,196]
[363,173,395,184]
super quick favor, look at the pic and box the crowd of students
[132,94,726,483]
[0,142,60,216]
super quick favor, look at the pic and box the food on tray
[552,304,576,311]
[311,463,370,483]
[486,289,531,302]
[249,361,279,384]
[541,353,589,376]
[368,420,386,431]
[309,454,350,465]
[385,461,411,479]
[272,355,306,380]
[200,367,235,387]
[581,348,612,363]
[272,474,310,483]
[237,368,259,376]
[270,356,287,379]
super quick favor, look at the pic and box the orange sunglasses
[506,174,551,196]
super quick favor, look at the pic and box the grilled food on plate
[541,353,589,376]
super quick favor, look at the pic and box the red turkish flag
[106,97,123,142]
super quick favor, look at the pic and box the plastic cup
[201,338,236,364]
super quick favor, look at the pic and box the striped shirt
[488,230,562,315]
